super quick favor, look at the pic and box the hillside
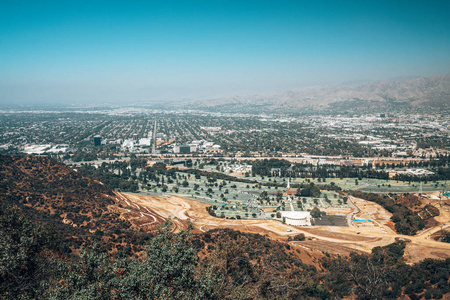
[0,155,449,299]
[171,74,450,113]
[0,155,148,253]
[0,155,329,299]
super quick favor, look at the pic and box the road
[346,196,360,226]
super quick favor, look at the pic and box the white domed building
[280,211,311,226]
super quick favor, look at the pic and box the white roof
[280,211,311,219]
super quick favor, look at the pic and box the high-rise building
[93,135,101,146]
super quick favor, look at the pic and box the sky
[1,0,450,105]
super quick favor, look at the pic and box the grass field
[88,160,448,221]
[136,167,449,221]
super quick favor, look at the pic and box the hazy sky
[1,0,450,105]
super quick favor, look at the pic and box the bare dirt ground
[120,192,450,263]
[321,207,352,215]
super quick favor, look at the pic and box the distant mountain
[355,75,450,108]
[171,74,450,113]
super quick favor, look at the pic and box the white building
[188,144,199,152]
[139,138,151,146]
[203,142,214,148]
[23,144,70,154]
[121,139,134,151]
[280,211,311,226]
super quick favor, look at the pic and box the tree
[46,222,218,299]
[0,204,53,299]
[441,231,450,243]
[260,191,269,200]
[276,191,283,202]
[293,233,306,241]
[300,183,321,197]
[326,252,391,299]
[310,206,321,218]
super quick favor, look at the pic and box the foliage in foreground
[46,225,327,300]
[324,242,450,300]
[0,203,54,299]
[45,222,217,299]
[1,204,449,300]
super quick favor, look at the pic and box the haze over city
[1,0,450,105]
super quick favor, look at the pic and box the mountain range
[170,74,450,113]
